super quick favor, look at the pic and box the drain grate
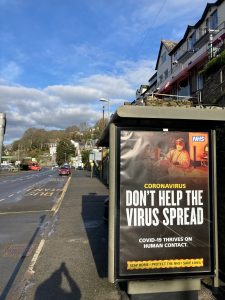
[2,244,36,258]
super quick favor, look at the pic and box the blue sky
[0,0,210,143]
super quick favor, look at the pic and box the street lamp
[0,113,6,166]
[99,105,105,179]
[102,105,105,128]
[100,98,110,123]
[64,152,67,163]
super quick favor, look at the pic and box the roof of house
[155,40,177,70]
[148,72,157,81]
[170,0,223,55]
[163,40,178,52]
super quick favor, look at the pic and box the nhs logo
[192,136,205,142]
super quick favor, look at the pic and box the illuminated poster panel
[117,129,213,278]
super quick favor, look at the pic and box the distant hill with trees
[7,118,107,164]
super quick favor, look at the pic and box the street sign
[89,153,94,162]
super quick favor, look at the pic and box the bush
[201,50,225,77]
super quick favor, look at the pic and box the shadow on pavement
[82,194,108,278]
[34,262,81,300]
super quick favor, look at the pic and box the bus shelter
[98,105,225,299]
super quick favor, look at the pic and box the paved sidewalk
[23,171,121,300]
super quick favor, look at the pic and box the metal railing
[144,92,197,102]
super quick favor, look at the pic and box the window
[173,51,177,60]
[178,78,190,96]
[199,26,204,38]
[205,18,209,32]
[188,32,196,50]
[159,75,163,84]
[197,73,203,90]
[210,10,218,29]
[190,71,197,93]
[161,52,166,64]
[164,69,169,79]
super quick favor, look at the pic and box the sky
[0,0,211,144]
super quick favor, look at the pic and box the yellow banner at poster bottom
[127,258,204,270]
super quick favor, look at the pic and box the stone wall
[144,97,193,107]
[202,65,225,105]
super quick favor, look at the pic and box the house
[148,72,157,94]
[156,0,225,103]
[133,0,225,105]
[136,84,149,100]
[155,40,177,92]
[135,84,150,105]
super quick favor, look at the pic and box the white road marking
[0,210,51,215]
[51,176,71,215]
[24,175,71,278]
[8,194,14,197]
[26,239,46,275]
[0,199,5,202]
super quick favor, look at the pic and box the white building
[49,142,57,156]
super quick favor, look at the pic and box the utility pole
[101,105,105,178]
[18,146,20,161]
[102,105,105,128]
[100,98,110,123]
[0,113,6,166]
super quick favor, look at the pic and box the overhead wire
[136,0,168,56]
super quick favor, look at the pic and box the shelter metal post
[212,130,219,290]
[108,123,116,283]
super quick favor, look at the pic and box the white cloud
[79,74,134,99]
[45,85,102,104]
[117,59,156,85]
[1,58,154,143]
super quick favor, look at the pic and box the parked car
[28,163,42,171]
[58,166,71,176]
[0,164,18,172]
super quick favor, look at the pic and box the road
[0,168,70,299]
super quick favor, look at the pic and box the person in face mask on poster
[154,138,190,178]
[165,138,190,169]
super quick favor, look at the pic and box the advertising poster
[118,129,213,278]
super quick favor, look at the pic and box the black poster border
[115,125,215,281]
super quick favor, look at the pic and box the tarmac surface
[8,170,224,300]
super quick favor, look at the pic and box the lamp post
[64,152,67,163]
[0,113,6,166]
[102,105,105,128]
[100,98,110,123]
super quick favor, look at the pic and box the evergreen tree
[56,139,75,166]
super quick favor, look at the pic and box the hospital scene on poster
[118,130,213,277]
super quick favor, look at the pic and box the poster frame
[114,125,215,281]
